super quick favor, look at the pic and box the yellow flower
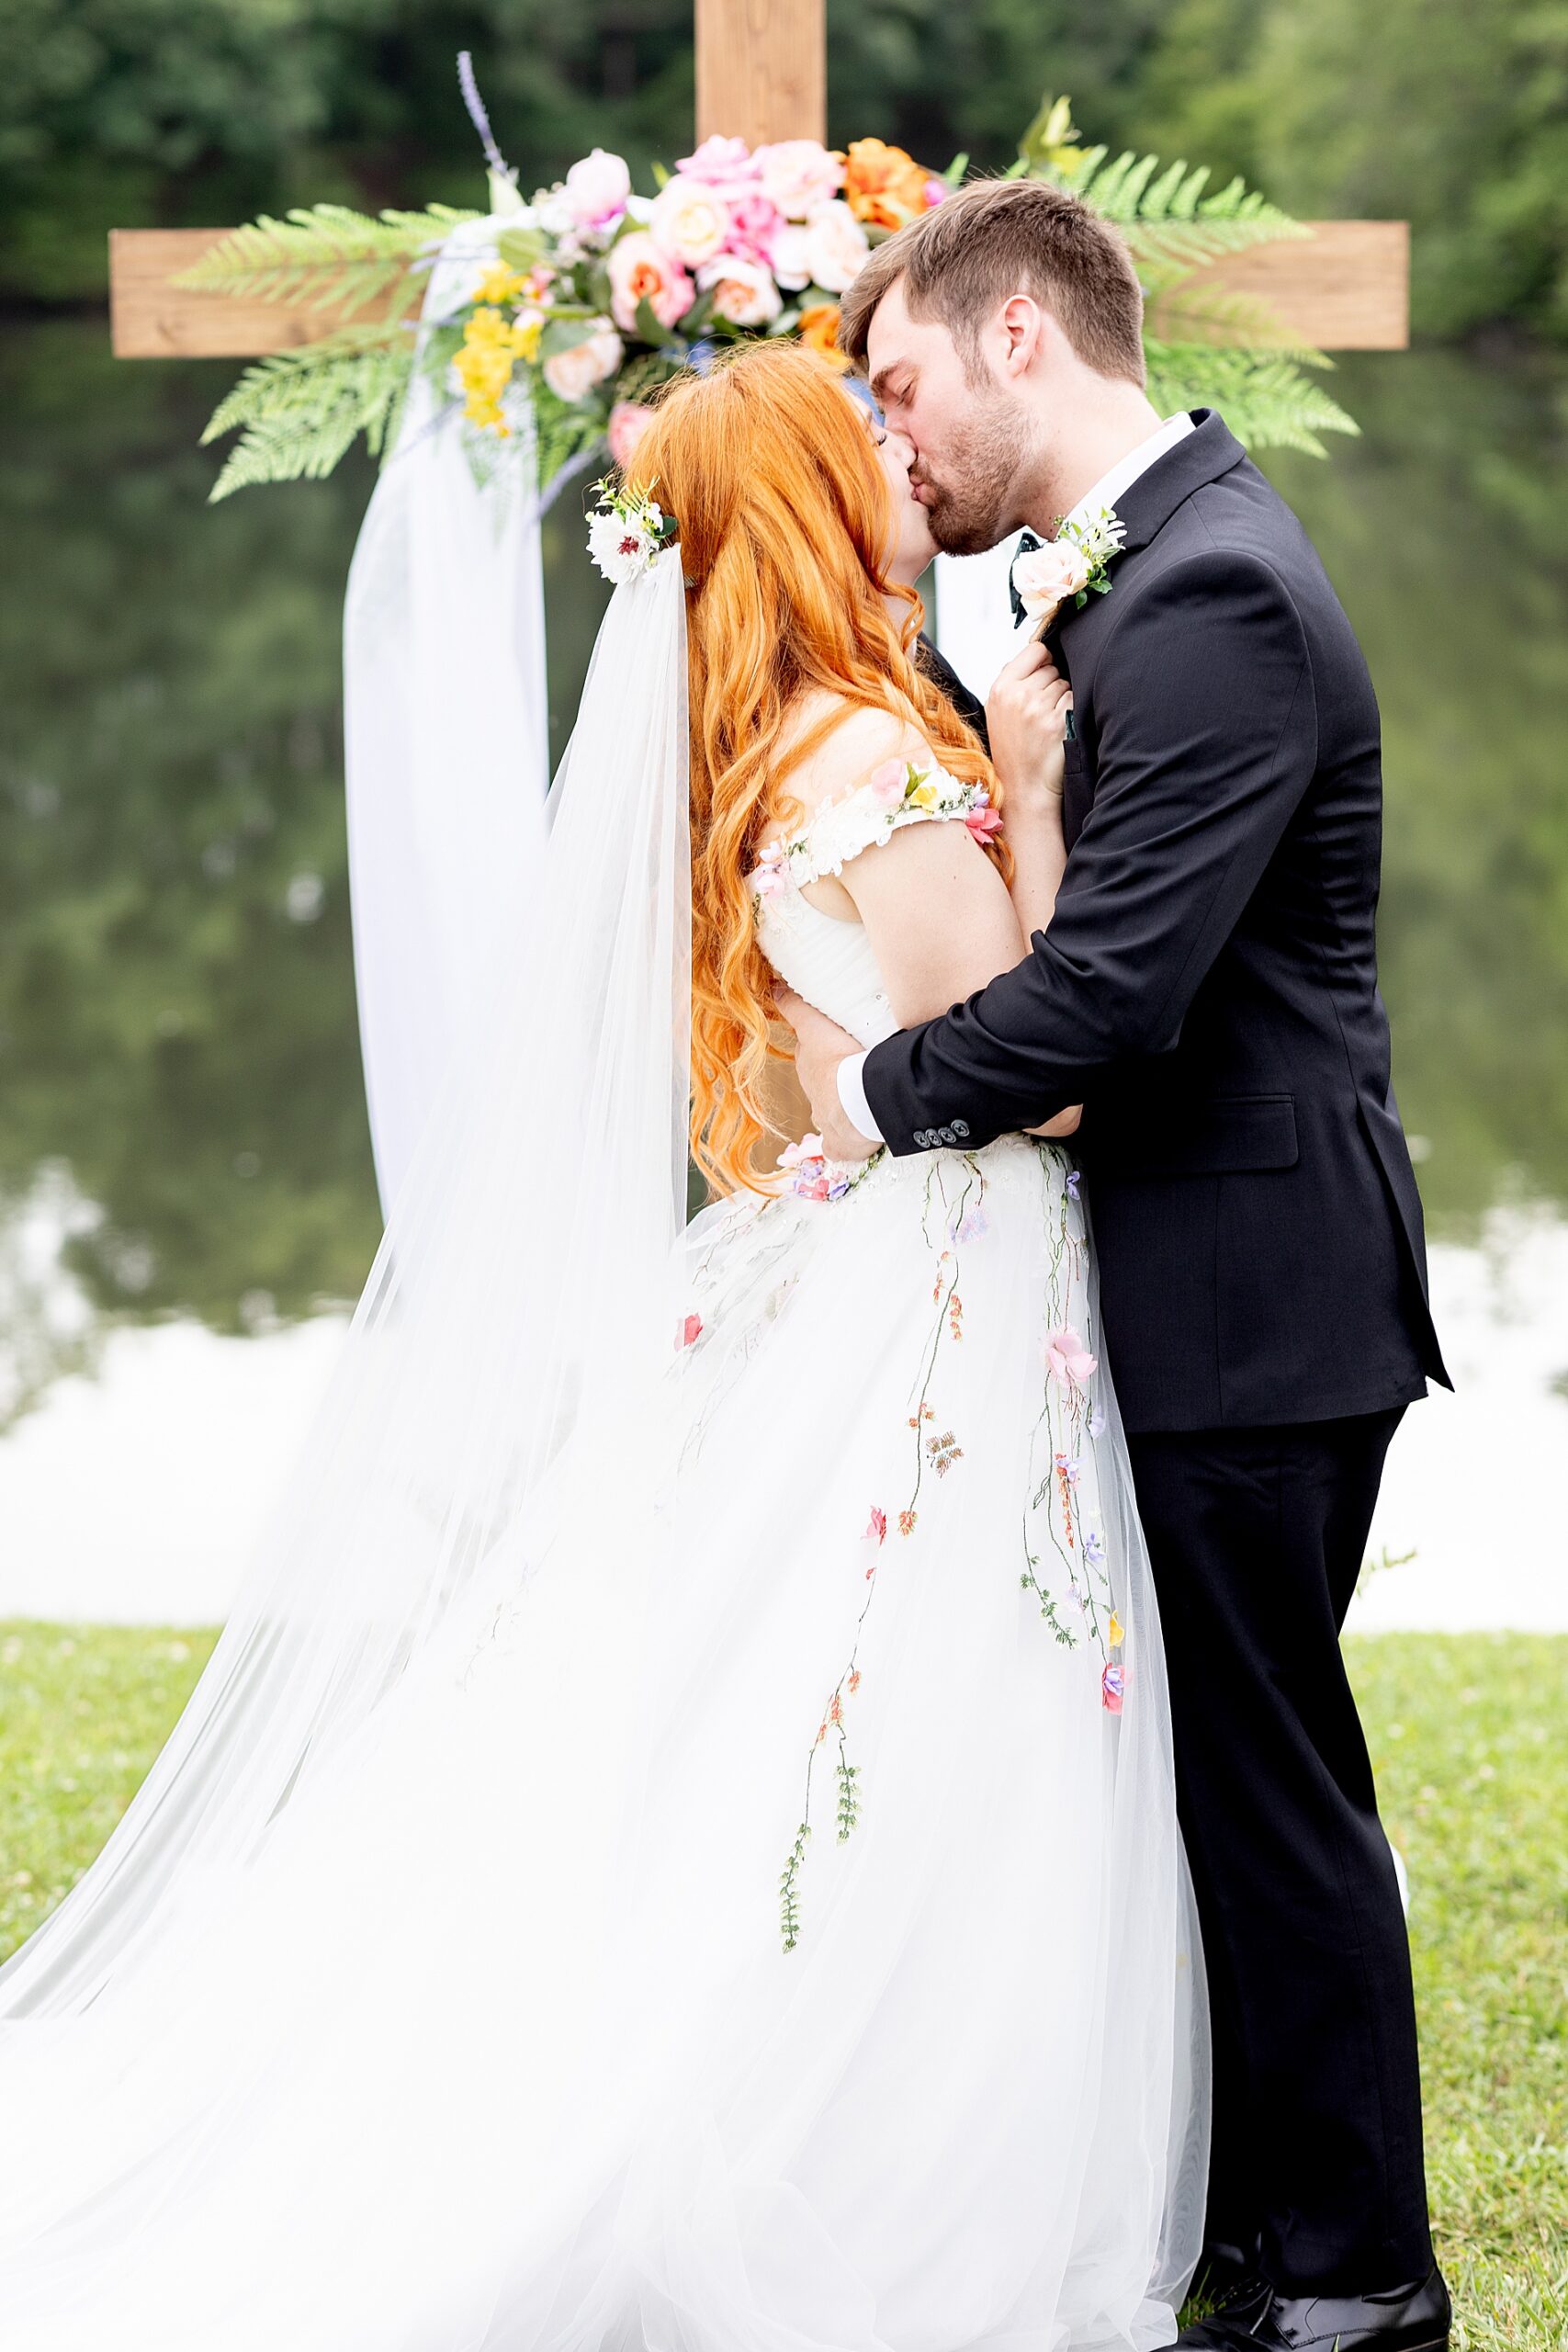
[909,779,939,809]
[1108,1611,1124,1647]
[456,303,547,434]
[471,263,526,308]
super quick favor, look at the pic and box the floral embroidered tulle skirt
[0,1136,1206,2352]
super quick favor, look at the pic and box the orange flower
[799,301,852,374]
[840,138,935,230]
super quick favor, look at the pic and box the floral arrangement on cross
[181,74,1359,506]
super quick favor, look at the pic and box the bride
[0,340,1205,2349]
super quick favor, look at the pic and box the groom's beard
[913,388,1038,558]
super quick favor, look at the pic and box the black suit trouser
[1125,1410,1435,2292]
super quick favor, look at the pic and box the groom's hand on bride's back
[774,989,878,1165]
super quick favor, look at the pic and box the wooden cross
[107,0,1407,360]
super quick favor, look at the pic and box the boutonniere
[1009,505,1128,634]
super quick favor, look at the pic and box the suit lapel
[1047,411,1249,842]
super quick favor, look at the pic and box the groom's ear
[997,295,1049,379]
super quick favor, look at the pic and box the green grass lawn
[0,1623,1563,2343]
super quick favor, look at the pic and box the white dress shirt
[836,411,1198,1148]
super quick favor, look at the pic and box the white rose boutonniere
[1010,505,1128,635]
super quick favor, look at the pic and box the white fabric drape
[343,215,552,1217]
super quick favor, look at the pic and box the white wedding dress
[0,556,1204,2350]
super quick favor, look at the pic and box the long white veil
[0,544,692,2022]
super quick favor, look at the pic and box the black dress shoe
[1176,2267,1451,2352]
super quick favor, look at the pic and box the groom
[789,176,1453,2352]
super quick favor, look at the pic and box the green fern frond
[1149,280,1317,351]
[175,203,480,323]
[199,326,417,501]
[1143,342,1359,457]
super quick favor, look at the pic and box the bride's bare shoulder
[776,692,931,821]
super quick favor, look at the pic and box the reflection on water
[1,323,1566,1473]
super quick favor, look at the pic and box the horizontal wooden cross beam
[108,218,1408,359]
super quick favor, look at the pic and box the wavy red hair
[624,340,1001,1197]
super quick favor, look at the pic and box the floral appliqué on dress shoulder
[748,756,1002,910]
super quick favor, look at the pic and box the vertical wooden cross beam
[696,0,826,145]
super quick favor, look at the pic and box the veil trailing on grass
[0,545,692,2023]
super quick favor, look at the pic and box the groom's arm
[858,548,1318,1154]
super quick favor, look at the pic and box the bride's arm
[986,639,1070,944]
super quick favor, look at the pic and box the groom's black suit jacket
[865,412,1450,1433]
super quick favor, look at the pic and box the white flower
[769,222,813,291]
[542,320,623,402]
[563,147,631,228]
[697,253,783,326]
[1071,506,1128,566]
[1011,540,1093,627]
[803,199,870,294]
[588,503,661,584]
[753,139,844,220]
[649,175,731,267]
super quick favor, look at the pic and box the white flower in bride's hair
[587,478,677,583]
[1011,541,1092,628]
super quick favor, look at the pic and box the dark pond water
[2,320,1566,1424]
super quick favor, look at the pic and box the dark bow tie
[1008,529,1045,630]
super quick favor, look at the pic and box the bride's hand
[986,641,1072,818]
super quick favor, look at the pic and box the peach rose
[607,232,694,334]
[649,175,730,267]
[1010,540,1093,628]
[697,253,782,326]
[541,320,622,403]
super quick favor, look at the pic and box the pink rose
[753,139,844,220]
[541,320,622,403]
[607,400,656,467]
[676,134,758,186]
[697,252,783,326]
[803,199,870,295]
[1011,541,1093,629]
[649,176,730,268]
[866,756,908,808]
[1044,1324,1098,1387]
[607,232,694,334]
[964,801,1004,847]
[563,147,631,229]
[721,189,787,268]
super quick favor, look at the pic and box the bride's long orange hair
[624,340,1001,1198]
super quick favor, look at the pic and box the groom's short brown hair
[837,176,1146,387]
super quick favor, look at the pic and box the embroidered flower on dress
[676,1312,703,1349]
[1044,1324,1098,1387]
[1101,1662,1126,1713]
